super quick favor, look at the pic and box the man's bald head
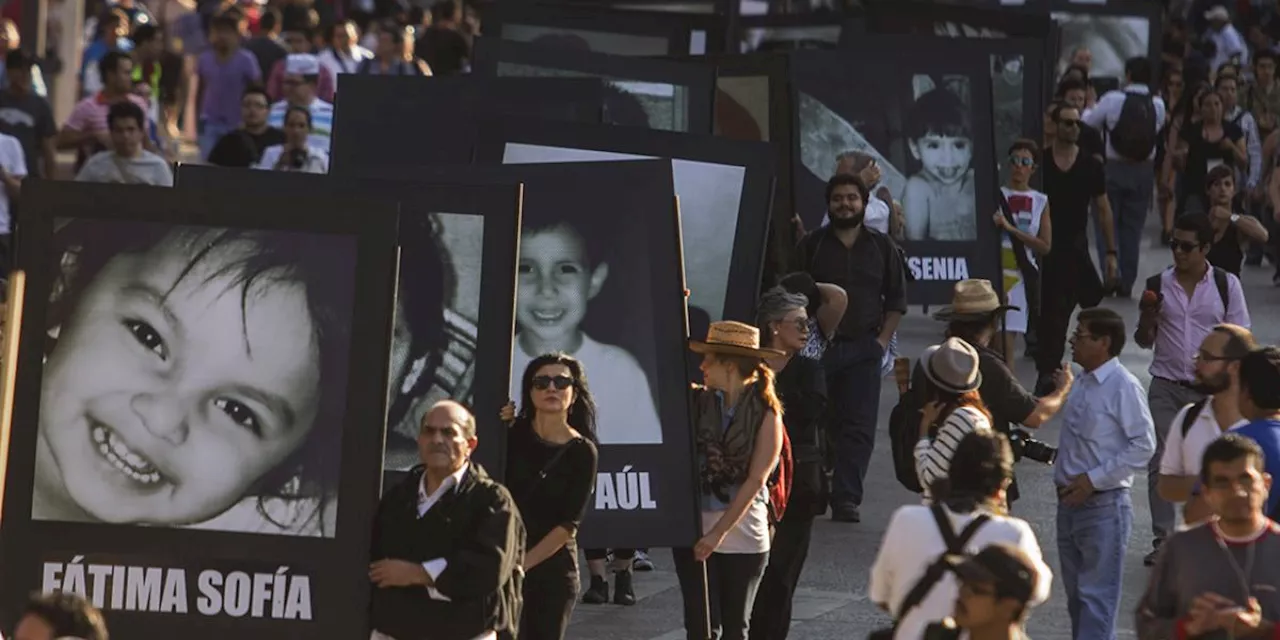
[418,400,477,473]
[422,400,477,439]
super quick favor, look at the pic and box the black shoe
[831,504,861,523]
[582,575,609,604]
[1144,539,1163,567]
[613,570,636,606]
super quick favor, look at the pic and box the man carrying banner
[369,400,526,640]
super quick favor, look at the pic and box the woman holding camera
[255,105,328,174]
[912,338,995,496]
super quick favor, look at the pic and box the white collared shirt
[1082,84,1167,162]
[1159,396,1249,478]
[1054,357,1156,490]
[417,463,469,602]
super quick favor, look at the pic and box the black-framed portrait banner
[735,14,846,53]
[172,166,522,488]
[330,74,607,172]
[0,180,399,639]
[484,2,694,55]
[471,37,715,134]
[354,160,698,550]
[789,47,1000,304]
[1046,0,1162,92]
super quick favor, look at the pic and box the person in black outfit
[1174,89,1246,218]
[369,400,525,640]
[206,85,284,168]
[1203,165,1271,276]
[501,353,600,640]
[748,287,829,640]
[1036,103,1118,396]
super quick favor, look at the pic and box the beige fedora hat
[920,337,983,394]
[689,320,786,358]
[931,279,1020,321]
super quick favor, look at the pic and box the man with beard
[1136,213,1251,565]
[1156,324,1255,529]
[794,173,907,523]
[1036,103,1119,396]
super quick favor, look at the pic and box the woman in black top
[1175,89,1247,217]
[748,286,830,640]
[503,353,600,640]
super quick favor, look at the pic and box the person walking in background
[255,105,326,173]
[0,50,55,180]
[74,101,171,186]
[318,19,372,76]
[196,13,261,160]
[58,50,150,173]
[207,85,283,168]
[1056,308,1155,640]
[267,53,332,152]
[1232,346,1280,516]
[676,321,784,640]
[749,287,831,640]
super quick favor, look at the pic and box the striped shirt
[914,406,991,496]
[267,98,334,152]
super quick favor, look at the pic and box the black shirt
[1207,221,1244,276]
[504,422,598,568]
[776,355,828,514]
[207,127,285,168]
[1042,147,1106,254]
[795,225,907,340]
[974,344,1038,435]
[1079,123,1106,163]
[0,90,55,177]
[1180,122,1244,198]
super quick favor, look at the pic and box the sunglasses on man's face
[1169,239,1204,253]
[532,375,574,391]
[1009,156,1035,167]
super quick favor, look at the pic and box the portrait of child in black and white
[902,79,977,242]
[382,213,485,471]
[31,218,356,538]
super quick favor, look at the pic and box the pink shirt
[1149,267,1250,382]
[64,93,151,134]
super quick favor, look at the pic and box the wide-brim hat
[689,320,786,358]
[931,278,1020,322]
[920,337,982,394]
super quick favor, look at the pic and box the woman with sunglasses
[993,138,1052,368]
[500,353,600,640]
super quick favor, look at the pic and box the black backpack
[1109,92,1158,162]
[889,390,925,494]
[1145,267,1230,316]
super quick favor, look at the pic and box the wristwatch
[1230,213,1241,224]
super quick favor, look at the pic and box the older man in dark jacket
[369,400,525,640]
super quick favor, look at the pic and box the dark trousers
[584,548,635,561]
[1096,160,1154,292]
[748,514,815,640]
[673,548,769,640]
[520,553,579,640]
[822,335,883,507]
[1036,247,1101,380]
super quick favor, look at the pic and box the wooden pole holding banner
[0,271,27,528]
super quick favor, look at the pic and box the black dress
[505,422,598,640]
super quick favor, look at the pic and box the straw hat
[920,337,982,394]
[931,279,1020,322]
[689,321,786,358]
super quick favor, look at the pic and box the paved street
[567,214,1280,640]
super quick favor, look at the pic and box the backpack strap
[1212,267,1230,316]
[1180,399,1210,438]
[893,505,991,624]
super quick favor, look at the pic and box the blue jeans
[822,335,883,507]
[1095,161,1154,292]
[198,120,235,161]
[1057,488,1132,640]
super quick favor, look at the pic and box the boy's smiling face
[910,133,973,186]
[516,225,607,349]
[37,233,322,526]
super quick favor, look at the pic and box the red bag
[767,428,794,524]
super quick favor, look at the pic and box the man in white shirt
[1157,324,1255,526]
[317,21,372,77]
[1205,5,1248,73]
[266,54,333,152]
[0,129,25,275]
[1082,56,1166,297]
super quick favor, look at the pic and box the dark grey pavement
[566,213,1280,639]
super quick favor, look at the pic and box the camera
[288,148,308,170]
[1008,428,1057,465]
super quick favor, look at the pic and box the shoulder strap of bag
[1180,398,1210,438]
[998,191,1039,282]
[1212,267,1230,315]
[894,504,991,624]
[521,437,581,500]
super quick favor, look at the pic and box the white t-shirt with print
[1158,396,1248,478]
[869,504,1052,640]
[0,132,27,234]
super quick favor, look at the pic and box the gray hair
[757,286,810,336]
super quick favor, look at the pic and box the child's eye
[214,398,262,436]
[124,319,168,360]
[557,264,582,275]
[517,264,533,275]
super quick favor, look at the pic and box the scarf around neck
[692,380,768,502]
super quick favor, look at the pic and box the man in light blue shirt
[1056,307,1155,640]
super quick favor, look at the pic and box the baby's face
[39,235,322,526]
[516,228,603,345]
[910,134,973,185]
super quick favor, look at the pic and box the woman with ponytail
[674,321,784,640]
[869,430,1051,639]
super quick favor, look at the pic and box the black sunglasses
[1009,156,1035,167]
[532,375,574,391]
[1169,239,1204,253]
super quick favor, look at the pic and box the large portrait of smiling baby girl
[30,216,357,538]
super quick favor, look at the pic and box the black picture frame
[734,13,847,53]
[1044,0,1162,89]
[788,47,1001,304]
[483,2,694,55]
[172,166,522,489]
[330,75,606,172]
[473,116,774,330]
[0,180,399,639]
[471,36,716,134]
[345,160,698,550]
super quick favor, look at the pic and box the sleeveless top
[1207,222,1244,276]
[999,187,1047,293]
[692,385,771,554]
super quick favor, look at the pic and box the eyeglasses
[532,375,574,391]
[1056,118,1082,128]
[1070,331,1098,342]
[1008,156,1035,167]
[1194,351,1239,363]
[1169,239,1204,253]
[783,316,809,331]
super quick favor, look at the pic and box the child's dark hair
[20,591,108,640]
[515,352,599,443]
[46,219,355,535]
[386,214,450,427]
[521,201,611,270]
[1007,138,1039,158]
[906,87,971,142]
